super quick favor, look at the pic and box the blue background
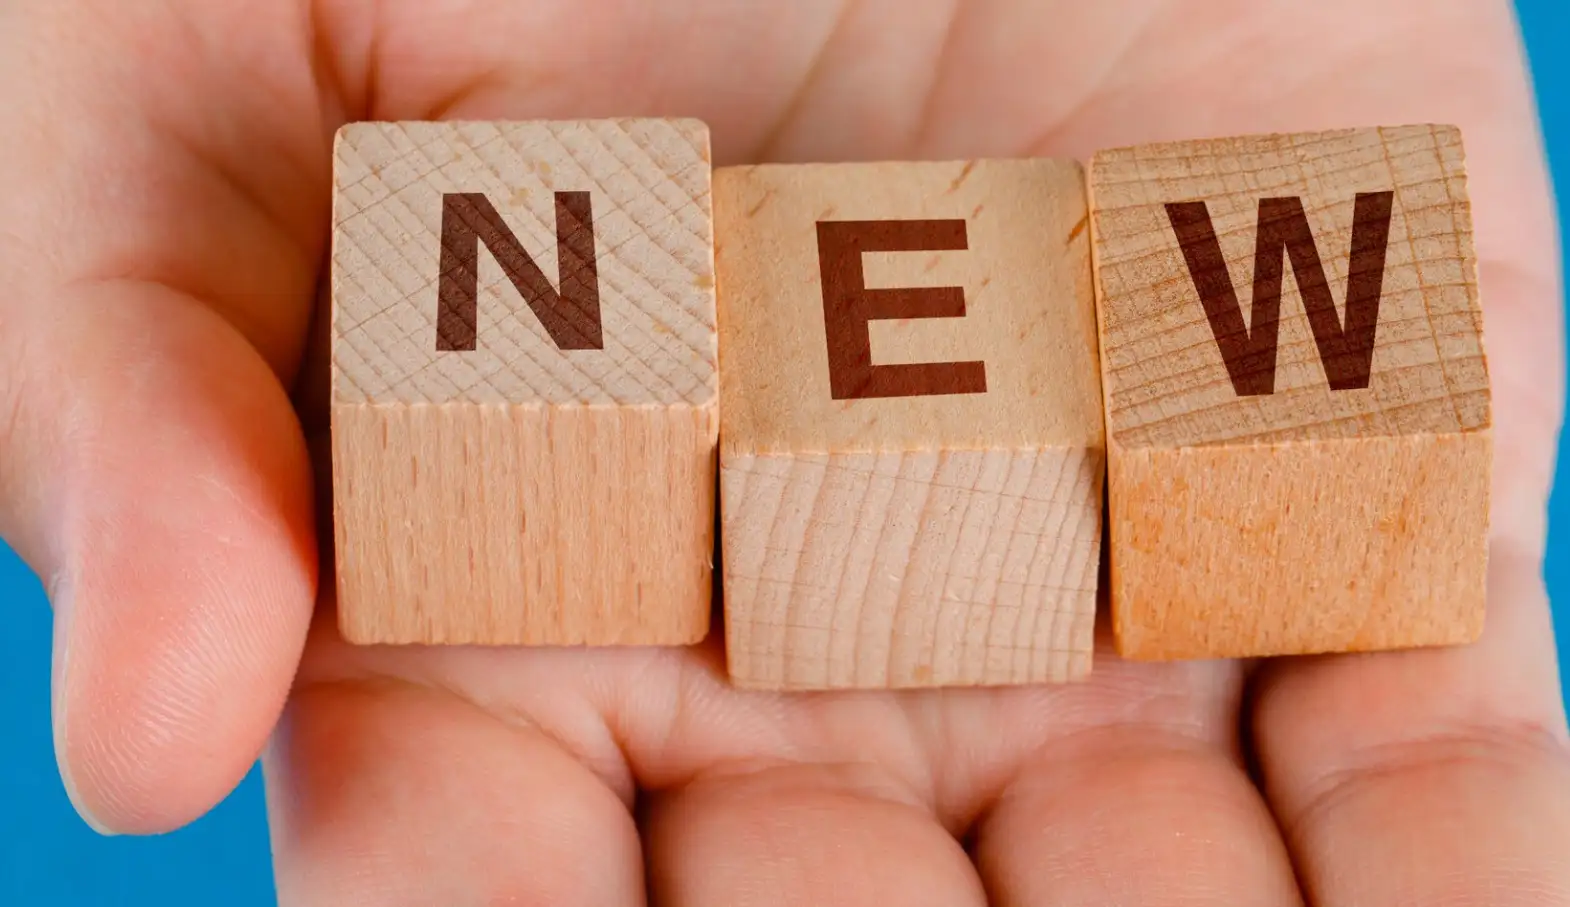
[1,5,1566,905]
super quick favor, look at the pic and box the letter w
[436,192,603,351]
[1164,192,1394,396]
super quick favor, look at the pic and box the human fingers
[967,654,1302,906]
[267,617,647,907]
[1258,554,1570,905]
[1080,1,1570,902]
[0,1,328,832]
[1240,6,1570,903]
[279,5,1281,904]
[907,0,1567,900]
[643,761,986,907]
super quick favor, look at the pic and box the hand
[2,1,1565,903]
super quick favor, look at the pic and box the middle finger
[969,657,1302,905]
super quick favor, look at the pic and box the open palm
[2,1,1566,904]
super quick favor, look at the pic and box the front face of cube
[330,120,719,646]
[1091,125,1492,660]
[714,159,1106,690]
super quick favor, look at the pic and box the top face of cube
[1090,125,1490,450]
[331,119,717,407]
[715,159,1104,456]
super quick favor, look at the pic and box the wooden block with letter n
[1090,125,1491,660]
[330,119,718,646]
[715,160,1105,690]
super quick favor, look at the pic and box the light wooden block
[715,160,1105,690]
[330,119,718,646]
[1089,124,1491,660]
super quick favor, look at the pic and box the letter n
[435,192,604,351]
[1164,192,1395,396]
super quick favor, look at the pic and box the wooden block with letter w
[716,160,1105,690]
[331,119,718,646]
[1090,125,1491,660]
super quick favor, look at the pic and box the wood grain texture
[1090,124,1492,660]
[330,119,718,645]
[716,159,1105,689]
[723,449,1100,689]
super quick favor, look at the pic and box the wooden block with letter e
[330,119,718,646]
[715,160,1105,690]
[1090,124,1491,660]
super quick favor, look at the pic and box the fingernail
[47,566,120,836]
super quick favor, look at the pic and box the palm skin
[0,0,1565,904]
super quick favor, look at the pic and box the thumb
[3,282,317,836]
[0,2,325,834]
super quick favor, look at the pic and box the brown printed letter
[815,219,987,400]
[436,192,603,351]
[1165,192,1394,396]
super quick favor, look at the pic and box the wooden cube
[1089,125,1491,660]
[330,119,718,646]
[715,160,1105,690]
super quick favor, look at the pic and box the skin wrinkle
[655,756,933,815]
[0,348,36,554]
[795,697,943,823]
[904,0,965,154]
[144,113,317,295]
[957,725,1231,841]
[158,2,331,256]
[745,0,855,163]
[1010,5,1171,159]
[27,14,325,379]
[153,4,330,254]
[422,66,517,122]
[303,0,354,133]
[617,642,811,790]
[1277,721,1570,845]
[361,0,386,122]
[268,678,646,907]
[292,619,646,802]
[296,672,640,801]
